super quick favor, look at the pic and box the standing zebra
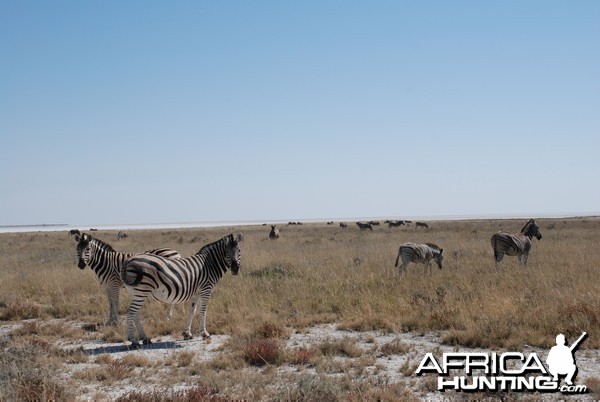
[71,230,181,326]
[269,225,280,239]
[491,219,542,267]
[356,222,373,231]
[394,242,444,276]
[121,233,243,348]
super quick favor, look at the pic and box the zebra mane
[196,235,228,255]
[425,243,442,251]
[520,219,537,236]
[88,235,116,253]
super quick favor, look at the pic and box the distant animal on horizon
[120,234,243,348]
[117,231,128,240]
[327,221,334,225]
[356,222,373,231]
[269,225,280,239]
[69,230,181,326]
[387,220,405,228]
[491,219,542,268]
[339,222,348,228]
[415,222,429,229]
[368,221,380,226]
[395,242,444,276]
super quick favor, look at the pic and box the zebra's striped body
[121,234,243,348]
[356,222,373,231]
[71,231,180,326]
[491,219,542,267]
[394,242,444,275]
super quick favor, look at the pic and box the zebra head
[434,249,444,269]
[75,233,93,269]
[521,219,542,240]
[224,233,243,275]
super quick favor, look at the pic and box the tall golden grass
[1,217,598,349]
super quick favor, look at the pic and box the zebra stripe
[71,230,180,326]
[394,242,444,275]
[121,233,243,348]
[491,219,542,267]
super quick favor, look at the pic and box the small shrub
[295,347,312,365]
[256,320,288,339]
[380,339,412,356]
[242,338,283,366]
[317,337,362,358]
[1,298,43,320]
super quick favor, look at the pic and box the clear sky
[1,1,599,226]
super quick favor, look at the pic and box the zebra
[269,225,280,239]
[491,219,542,267]
[415,222,429,229]
[356,222,373,231]
[394,242,444,276]
[387,220,405,228]
[339,222,348,228]
[70,230,181,326]
[120,233,243,348]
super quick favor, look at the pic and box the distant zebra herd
[70,219,541,348]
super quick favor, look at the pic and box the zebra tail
[491,234,499,260]
[394,249,401,267]
[121,260,143,286]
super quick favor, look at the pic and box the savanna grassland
[1,218,599,401]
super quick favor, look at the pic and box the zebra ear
[440,249,444,254]
[235,233,243,243]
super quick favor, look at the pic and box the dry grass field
[1,218,599,400]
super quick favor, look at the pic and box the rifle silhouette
[569,332,587,352]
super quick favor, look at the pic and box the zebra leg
[197,288,214,339]
[520,252,529,267]
[105,286,120,326]
[400,261,409,276]
[182,300,199,340]
[167,304,174,321]
[494,252,504,269]
[125,296,150,348]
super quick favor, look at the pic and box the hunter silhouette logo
[415,332,588,394]
[547,332,587,386]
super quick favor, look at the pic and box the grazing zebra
[339,222,348,228]
[356,222,373,231]
[415,222,429,229]
[491,219,542,267]
[387,220,405,228]
[269,225,280,239]
[121,234,243,348]
[394,242,444,275]
[70,230,181,326]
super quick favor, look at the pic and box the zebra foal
[121,233,243,348]
[491,219,542,267]
[394,242,444,276]
[70,230,181,326]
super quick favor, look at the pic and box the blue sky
[1,1,599,226]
